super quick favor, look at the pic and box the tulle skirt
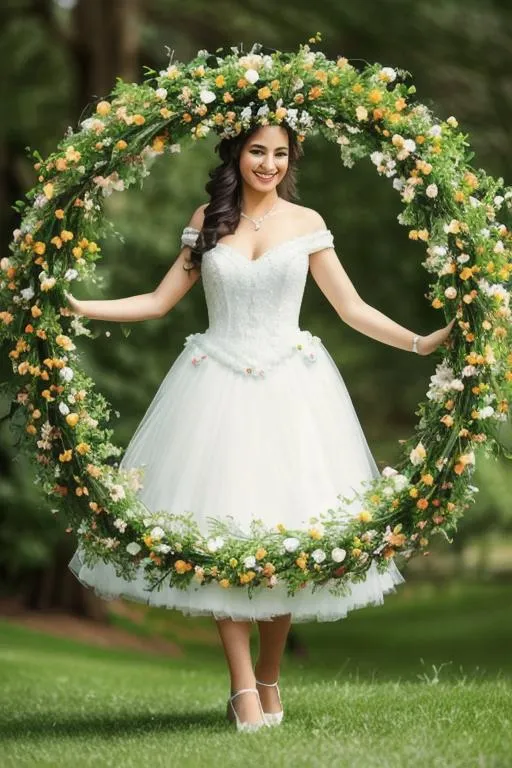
[68,336,405,622]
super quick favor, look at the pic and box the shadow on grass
[1,709,229,740]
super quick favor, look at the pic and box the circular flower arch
[1,35,511,599]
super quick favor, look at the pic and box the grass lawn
[0,581,511,767]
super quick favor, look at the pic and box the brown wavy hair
[183,124,304,272]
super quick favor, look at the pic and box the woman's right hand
[64,291,83,316]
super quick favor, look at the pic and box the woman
[67,122,455,732]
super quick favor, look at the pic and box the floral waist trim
[183,328,322,377]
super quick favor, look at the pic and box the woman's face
[238,125,290,193]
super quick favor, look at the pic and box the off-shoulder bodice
[180,226,334,377]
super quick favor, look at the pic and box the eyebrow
[249,143,289,150]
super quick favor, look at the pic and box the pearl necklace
[240,200,280,230]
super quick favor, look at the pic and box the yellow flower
[358,510,373,523]
[174,559,191,574]
[96,100,111,116]
[56,158,68,171]
[26,424,37,435]
[219,578,230,588]
[255,547,267,560]
[409,487,419,498]
[368,89,383,103]
[115,140,128,150]
[60,230,74,242]
[257,86,271,100]
[55,209,65,219]
[239,571,256,584]
[33,242,46,255]
[215,74,226,88]
[351,548,362,558]
[59,449,73,462]
[151,136,166,153]
[421,473,434,486]
[133,114,145,126]
[76,442,90,455]
[43,183,54,200]
[229,558,238,568]
[66,413,79,427]
[295,557,307,570]
[160,107,173,119]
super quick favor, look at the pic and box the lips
[254,171,278,181]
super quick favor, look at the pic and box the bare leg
[215,618,263,724]
[255,613,292,713]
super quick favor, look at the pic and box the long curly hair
[184,124,304,272]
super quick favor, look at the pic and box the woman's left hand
[418,317,457,356]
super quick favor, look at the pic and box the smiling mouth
[254,171,278,180]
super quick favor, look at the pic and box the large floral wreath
[1,34,511,599]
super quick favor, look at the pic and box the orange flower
[416,498,429,510]
[257,86,271,100]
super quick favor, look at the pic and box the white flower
[199,89,216,104]
[494,195,504,207]
[426,183,438,198]
[40,277,56,292]
[155,87,168,100]
[410,441,427,465]
[58,402,70,416]
[244,68,259,84]
[462,365,477,377]
[331,547,347,563]
[479,405,495,419]
[155,543,171,554]
[457,254,470,264]
[283,537,300,553]
[207,536,224,552]
[64,268,78,281]
[240,106,253,121]
[244,555,256,569]
[446,115,458,128]
[114,518,127,533]
[110,484,126,502]
[126,542,141,556]
[355,106,368,121]
[93,172,125,197]
[1,257,11,270]
[59,367,74,382]
[150,526,166,540]
[20,287,35,301]
[391,474,410,491]
[381,466,398,478]
[311,548,326,564]
[403,139,416,153]
[428,124,442,137]
[444,286,457,299]
[370,151,384,167]
[379,67,397,82]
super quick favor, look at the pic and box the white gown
[68,225,405,622]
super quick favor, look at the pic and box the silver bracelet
[412,334,420,354]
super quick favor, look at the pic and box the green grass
[0,582,511,767]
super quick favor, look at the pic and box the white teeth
[255,172,276,179]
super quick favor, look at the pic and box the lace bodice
[180,226,334,377]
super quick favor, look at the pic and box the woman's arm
[308,221,455,355]
[66,204,207,322]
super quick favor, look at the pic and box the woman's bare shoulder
[187,202,209,230]
[283,202,327,232]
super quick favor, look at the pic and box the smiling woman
[1,35,512,730]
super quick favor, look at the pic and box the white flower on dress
[331,547,347,563]
[379,67,397,82]
[150,526,166,540]
[311,548,326,564]
[207,536,224,552]
[243,555,256,569]
[283,537,300,553]
[126,541,141,556]
[58,402,70,416]
[114,518,128,533]
[426,184,438,198]
[155,87,168,100]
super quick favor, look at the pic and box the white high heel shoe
[256,679,284,726]
[227,687,269,733]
